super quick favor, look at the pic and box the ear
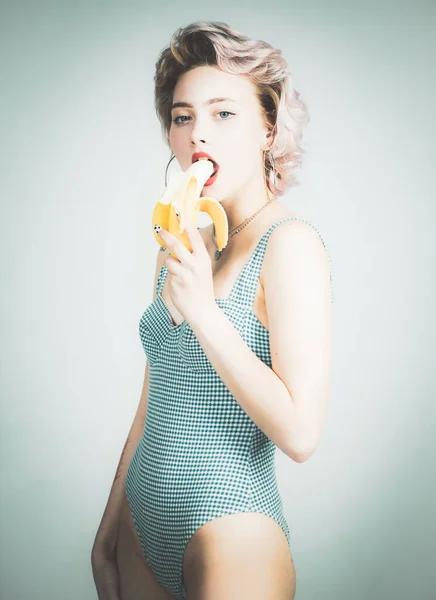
[260,128,274,152]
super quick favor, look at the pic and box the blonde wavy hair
[154,20,310,196]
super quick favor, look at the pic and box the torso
[160,202,300,330]
[120,201,300,596]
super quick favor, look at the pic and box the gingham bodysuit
[125,216,334,600]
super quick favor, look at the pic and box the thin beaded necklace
[212,195,278,260]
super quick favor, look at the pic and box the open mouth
[196,158,219,176]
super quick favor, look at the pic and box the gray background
[1,1,435,598]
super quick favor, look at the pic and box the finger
[183,219,204,254]
[164,254,183,272]
[157,227,176,253]
[159,227,192,263]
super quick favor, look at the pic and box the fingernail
[154,224,163,232]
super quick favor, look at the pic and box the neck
[217,173,276,232]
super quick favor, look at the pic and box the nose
[191,134,206,147]
[190,117,208,147]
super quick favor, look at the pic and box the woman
[92,20,333,600]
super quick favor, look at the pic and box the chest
[160,228,269,331]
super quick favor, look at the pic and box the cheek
[168,126,177,147]
[226,144,259,180]
[168,125,184,149]
[225,125,260,167]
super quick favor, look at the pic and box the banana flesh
[152,159,229,261]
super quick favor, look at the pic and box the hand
[158,220,216,327]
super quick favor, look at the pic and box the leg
[117,492,176,600]
[183,512,296,600]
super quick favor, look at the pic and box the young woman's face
[169,65,269,200]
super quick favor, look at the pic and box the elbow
[285,432,321,463]
[284,401,326,462]
[290,448,316,463]
[286,448,315,463]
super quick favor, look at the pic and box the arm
[189,220,332,463]
[91,245,165,561]
[91,362,150,600]
[91,361,149,559]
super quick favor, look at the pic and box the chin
[201,177,237,199]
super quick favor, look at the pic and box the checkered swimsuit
[125,217,334,599]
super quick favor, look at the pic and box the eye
[217,111,233,119]
[172,111,235,125]
[172,115,190,124]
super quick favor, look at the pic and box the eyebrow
[171,97,237,111]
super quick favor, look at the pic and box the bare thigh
[116,492,176,600]
[182,512,296,600]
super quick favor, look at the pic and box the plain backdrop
[1,1,435,599]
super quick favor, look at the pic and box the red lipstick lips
[191,152,219,176]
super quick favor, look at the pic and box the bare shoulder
[279,211,328,250]
[259,205,301,284]
[261,209,332,303]
[260,206,329,285]
[265,209,329,260]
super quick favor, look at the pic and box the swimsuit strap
[155,217,334,305]
[156,262,167,296]
[227,216,334,308]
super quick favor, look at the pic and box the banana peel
[152,159,228,261]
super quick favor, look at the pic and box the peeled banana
[152,159,229,261]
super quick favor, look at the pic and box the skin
[109,65,331,600]
[164,63,297,333]
[166,65,296,599]
[169,65,276,232]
